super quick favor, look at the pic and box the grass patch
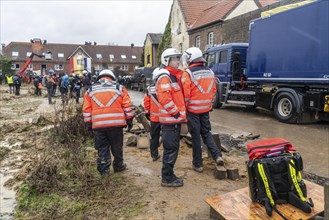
[15,113,145,219]
[0,147,10,161]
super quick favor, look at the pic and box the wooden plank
[205,180,324,220]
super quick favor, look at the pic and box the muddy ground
[0,84,263,219]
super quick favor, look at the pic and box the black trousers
[161,124,181,183]
[93,127,124,174]
[15,85,20,95]
[187,112,221,167]
[150,121,161,158]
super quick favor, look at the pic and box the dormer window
[12,51,19,57]
[96,54,102,59]
[121,55,127,59]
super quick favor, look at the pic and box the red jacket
[143,85,160,122]
[156,67,187,124]
[83,78,134,129]
[181,63,216,114]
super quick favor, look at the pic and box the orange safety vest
[82,80,135,129]
[181,63,217,114]
[156,68,187,124]
[144,85,160,122]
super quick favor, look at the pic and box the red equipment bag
[247,138,296,160]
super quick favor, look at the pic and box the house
[143,33,163,67]
[170,0,280,52]
[2,38,143,76]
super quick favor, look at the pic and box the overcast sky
[0,0,173,47]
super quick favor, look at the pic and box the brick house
[170,0,279,52]
[143,33,163,67]
[2,38,143,76]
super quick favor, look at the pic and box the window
[12,51,19,57]
[108,66,114,71]
[27,64,33,70]
[208,32,214,46]
[94,65,102,70]
[11,63,20,69]
[121,55,127,59]
[58,53,64,58]
[195,36,201,48]
[77,59,84,65]
[219,50,228,63]
[26,52,32,57]
[177,23,181,35]
[132,55,137,59]
[109,54,114,59]
[55,64,63,71]
[45,53,52,60]
[96,54,102,59]
[207,53,217,67]
[120,65,128,71]
[147,55,150,64]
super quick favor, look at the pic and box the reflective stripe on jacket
[82,80,134,129]
[181,63,216,114]
[156,68,187,124]
[143,85,160,122]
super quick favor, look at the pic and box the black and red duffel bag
[247,137,296,160]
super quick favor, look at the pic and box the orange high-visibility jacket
[181,63,217,114]
[82,80,135,129]
[143,85,160,122]
[156,69,187,124]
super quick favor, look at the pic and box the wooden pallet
[205,180,324,220]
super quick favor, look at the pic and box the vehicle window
[219,50,228,63]
[207,53,216,66]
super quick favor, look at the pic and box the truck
[131,67,155,92]
[206,0,329,123]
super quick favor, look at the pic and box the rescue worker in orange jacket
[156,48,187,187]
[144,67,162,161]
[83,69,134,176]
[181,47,224,173]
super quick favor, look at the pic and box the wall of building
[171,0,189,52]
[189,0,304,52]
[144,36,153,67]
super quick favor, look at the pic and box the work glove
[126,118,133,132]
[173,112,180,119]
[86,122,92,132]
[145,113,150,121]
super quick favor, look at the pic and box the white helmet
[181,47,206,68]
[97,69,116,81]
[83,70,88,75]
[161,48,182,66]
[152,67,162,80]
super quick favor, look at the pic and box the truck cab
[206,43,255,108]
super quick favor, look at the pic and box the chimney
[32,38,43,54]
[1,43,5,51]
[131,43,134,48]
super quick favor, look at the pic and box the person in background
[156,48,187,187]
[181,47,224,173]
[6,74,14,94]
[83,69,134,176]
[144,67,162,161]
[82,70,92,96]
[58,72,69,105]
[13,74,21,95]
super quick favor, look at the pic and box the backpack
[247,138,314,219]
[60,75,69,89]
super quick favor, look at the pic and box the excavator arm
[19,53,44,77]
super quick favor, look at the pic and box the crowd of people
[82,47,224,188]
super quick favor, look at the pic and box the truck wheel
[273,92,298,123]
[212,92,222,109]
